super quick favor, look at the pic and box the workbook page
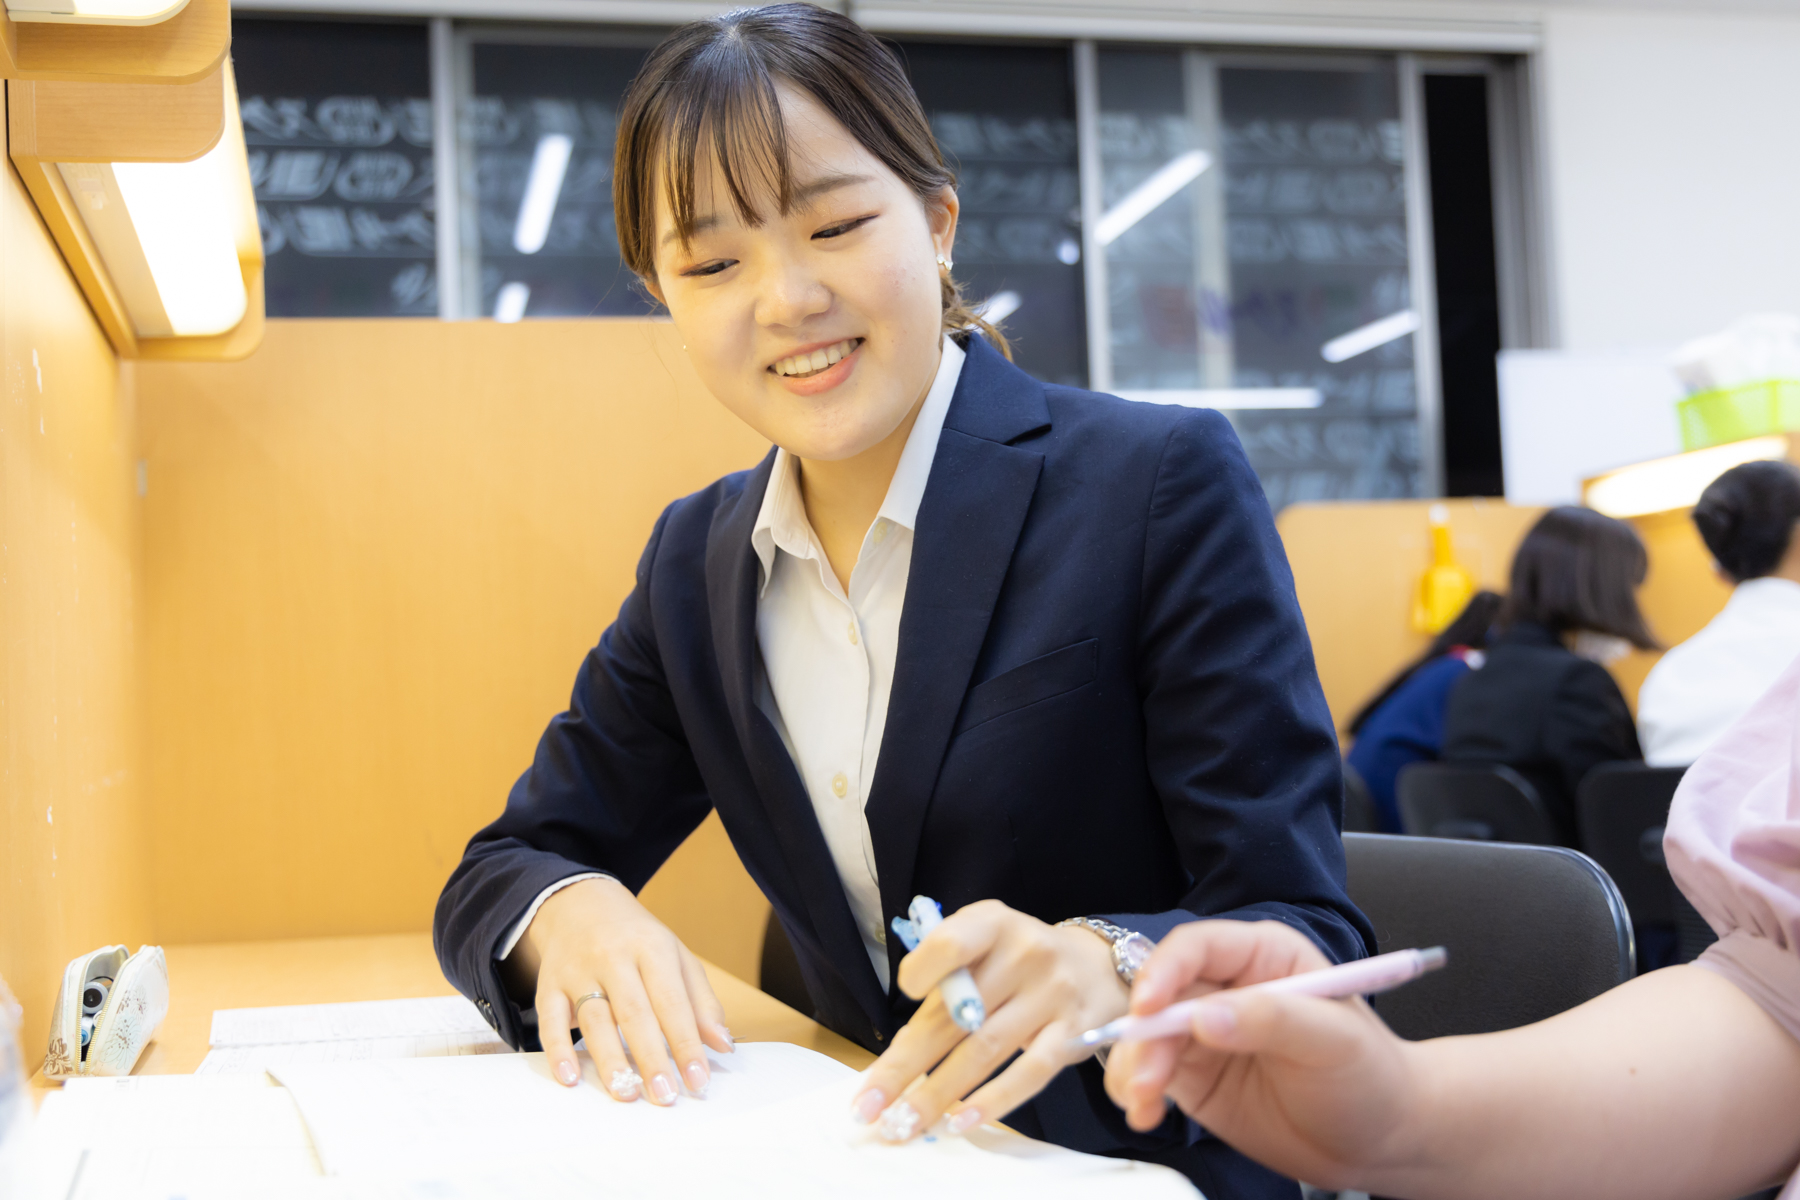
[271,1041,855,1176]
[209,996,496,1046]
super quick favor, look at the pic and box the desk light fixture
[1584,436,1787,519]
[9,58,264,358]
[4,0,187,24]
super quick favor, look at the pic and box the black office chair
[1344,832,1634,1040]
[759,910,816,1019]
[1576,762,1685,925]
[1341,761,1382,834]
[1397,761,1561,845]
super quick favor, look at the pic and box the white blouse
[1638,576,1800,766]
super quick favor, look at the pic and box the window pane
[234,19,436,317]
[902,41,1087,387]
[469,39,656,320]
[1098,49,1421,507]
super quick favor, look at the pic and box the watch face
[1117,933,1155,982]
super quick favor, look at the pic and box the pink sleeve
[1664,653,1800,1043]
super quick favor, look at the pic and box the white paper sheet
[272,1043,1199,1199]
[27,1075,321,1200]
[660,1074,1201,1199]
[198,1032,513,1075]
[209,996,496,1047]
[271,1041,854,1176]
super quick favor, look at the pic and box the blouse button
[847,622,859,646]
[831,772,849,798]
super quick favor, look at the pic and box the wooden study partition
[1278,498,1735,735]
[0,120,150,1065]
[131,319,776,983]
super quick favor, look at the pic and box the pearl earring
[936,254,953,271]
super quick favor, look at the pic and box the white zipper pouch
[43,945,168,1080]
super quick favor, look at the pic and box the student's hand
[515,876,734,1105]
[852,900,1129,1140]
[1103,920,1424,1189]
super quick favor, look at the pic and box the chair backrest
[1341,761,1382,834]
[1344,832,1634,1040]
[1397,761,1561,845]
[1576,761,1686,926]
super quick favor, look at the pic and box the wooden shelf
[8,56,224,162]
[0,0,228,85]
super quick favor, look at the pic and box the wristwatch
[1057,917,1155,987]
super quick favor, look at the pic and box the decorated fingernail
[850,1088,886,1125]
[947,1108,981,1135]
[650,1073,678,1105]
[878,1100,921,1143]
[555,1059,580,1087]
[608,1067,642,1100]
[683,1060,709,1097]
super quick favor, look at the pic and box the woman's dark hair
[1500,506,1657,649]
[612,3,1010,355]
[1691,460,1800,583]
[1347,589,1505,735]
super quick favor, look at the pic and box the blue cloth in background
[1346,655,1473,832]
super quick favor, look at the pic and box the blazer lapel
[865,337,1052,954]
[704,452,889,1023]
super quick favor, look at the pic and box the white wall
[1540,7,1800,350]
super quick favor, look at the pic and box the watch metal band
[1057,917,1151,986]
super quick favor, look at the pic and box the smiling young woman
[432,7,1371,1196]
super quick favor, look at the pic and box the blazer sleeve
[432,505,714,1049]
[1545,659,1643,802]
[1102,407,1374,964]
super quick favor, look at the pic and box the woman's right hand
[1102,920,1428,1192]
[511,877,735,1104]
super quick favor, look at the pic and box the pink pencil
[1071,946,1447,1050]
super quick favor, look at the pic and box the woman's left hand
[851,899,1128,1140]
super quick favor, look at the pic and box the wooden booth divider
[131,318,775,982]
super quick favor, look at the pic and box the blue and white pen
[891,895,986,1032]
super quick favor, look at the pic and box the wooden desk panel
[32,933,872,1097]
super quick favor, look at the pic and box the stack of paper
[199,996,510,1076]
[269,1044,1198,1198]
[31,1033,1201,1199]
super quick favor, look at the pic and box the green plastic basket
[1679,379,1800,450]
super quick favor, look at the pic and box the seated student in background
[434,7,1368,1195]
[1102,650,1800,1200]
[1440,507,1654,841]
[1344,591,1504,831]
[1638,460,1800,766]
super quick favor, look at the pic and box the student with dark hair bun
[1638,459,1800,765]
[1440,506,1655,840]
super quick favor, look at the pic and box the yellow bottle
[1413,503,1475,634]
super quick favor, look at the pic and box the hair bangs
[612,4,1013,357]
[658,37,796,251]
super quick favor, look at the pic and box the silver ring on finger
[573,990,609,1023]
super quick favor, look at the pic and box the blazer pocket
[955,639,1099,735]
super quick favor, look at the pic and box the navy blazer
[435,335,1371,1198]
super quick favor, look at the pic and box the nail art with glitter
[878,1100,921,1142]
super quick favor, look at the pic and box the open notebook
[29,1042,1200,1199]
